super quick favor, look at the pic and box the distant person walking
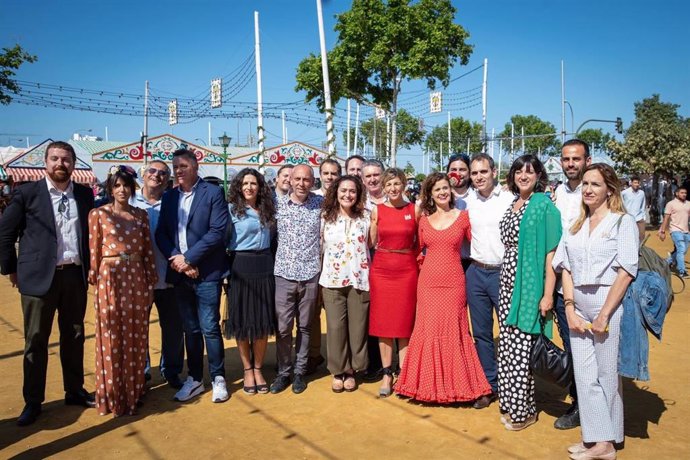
[621,175,646,241]
[658,186,690,277]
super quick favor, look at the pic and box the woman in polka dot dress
[395,173,492,403]
[497,155,561,431]
[88,167,157,416]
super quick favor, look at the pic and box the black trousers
[21,266,87,404]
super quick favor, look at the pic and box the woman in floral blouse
[319,175,371,393]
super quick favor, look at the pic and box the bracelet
[563,299,575,307]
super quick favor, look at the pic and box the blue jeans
[554,292,578,402]
[668,231,690,274]
[145,288,184,381]
[175,280,225,382]
[466,264,500,394]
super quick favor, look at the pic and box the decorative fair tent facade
[231,141,345,183]
[5,139,97,184]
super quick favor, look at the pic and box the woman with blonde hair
[554,163,638,460]
[369,167,420,397]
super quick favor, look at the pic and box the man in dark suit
[156,148,229,403]
[0,141,96,426]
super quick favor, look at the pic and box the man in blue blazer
[0,141,96,426]
[156,148,229,403]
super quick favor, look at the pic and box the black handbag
[530,315,573,388]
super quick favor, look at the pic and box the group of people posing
[0,139,645,460]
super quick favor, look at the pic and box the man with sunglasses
[131,161,185,390]
[447,153,474,272]
[0,141,95,426]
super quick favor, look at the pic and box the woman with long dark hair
[88,165,157,416]
[319,175,371,392]
[497,154,562,430]
[554,164,638,459]
[225,168,276,394]
[394,172,492,403]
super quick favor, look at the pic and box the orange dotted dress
[88,205,157,416]
[395,211,492,403]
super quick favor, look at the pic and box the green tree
[499,114,559,157]
[403,161,416,177]
[296,0,473,166]
[423,116,483,168]
[0,44,37,105]
[608,94,690,223]
[414,172,426,183]
[342,109,425,160]
[576,128,615,156]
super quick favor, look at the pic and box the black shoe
[472,392,497,409]
[292,374,307,394]
[17,403,41,426]
[145,372,152,382]
[164,375,184,390]
[305,355,325,376]
[554,405,580,429]
[269,375,291,394]
[361,367,383,383]
[65,389,96,408]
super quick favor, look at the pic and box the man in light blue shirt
[131,160,184,390]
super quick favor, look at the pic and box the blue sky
[1,0,688,172]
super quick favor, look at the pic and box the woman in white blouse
[319,175,371,393]
[553,163,638,460]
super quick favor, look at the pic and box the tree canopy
[498,114,559,157]
[608,94,690,175]
[343,109,424,160]
[0,44,37,105]
[423,116,483,168]
[576,128,615,156]
[295,0,473,165]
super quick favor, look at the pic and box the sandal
[253,367,269,394]
[332,374,345,393]
[243,367,256,395]
[379,367,394,398]
[343,372,357,392]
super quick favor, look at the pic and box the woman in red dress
[395,172,492,404]
[369,168,420,397]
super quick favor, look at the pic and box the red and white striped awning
[7,168,97,185]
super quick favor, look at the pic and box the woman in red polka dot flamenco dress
[395,173,492,403]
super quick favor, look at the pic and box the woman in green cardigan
[496,154,562,431]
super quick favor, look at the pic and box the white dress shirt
[46,177,81,266]
[554,182,583,233]
[466,186,514,265]
[132,191,170,290]
[177,179,201,255]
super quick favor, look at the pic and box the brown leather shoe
[472,392,497,409]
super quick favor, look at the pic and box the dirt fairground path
[0,233,688,459]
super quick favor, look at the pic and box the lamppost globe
[218,132,232,194]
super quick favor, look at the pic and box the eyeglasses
[57,194,69,218]
[146,167,169,177]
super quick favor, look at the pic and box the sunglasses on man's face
[146,168,169,178]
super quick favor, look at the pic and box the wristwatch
[184,257,192,265]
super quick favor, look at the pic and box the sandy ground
[0,233,688,459]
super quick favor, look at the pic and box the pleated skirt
[224,249,277,341]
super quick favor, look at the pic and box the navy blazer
[0,179,94,296]
[156,179,229,283]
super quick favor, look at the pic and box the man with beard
[551,138,592,429]
[313,158,341,197]
[131,160,184,389]
[345,155,365,177]
[0,141,96,426]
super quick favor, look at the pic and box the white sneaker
[174,376,205,402]
[212,376,229,403]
